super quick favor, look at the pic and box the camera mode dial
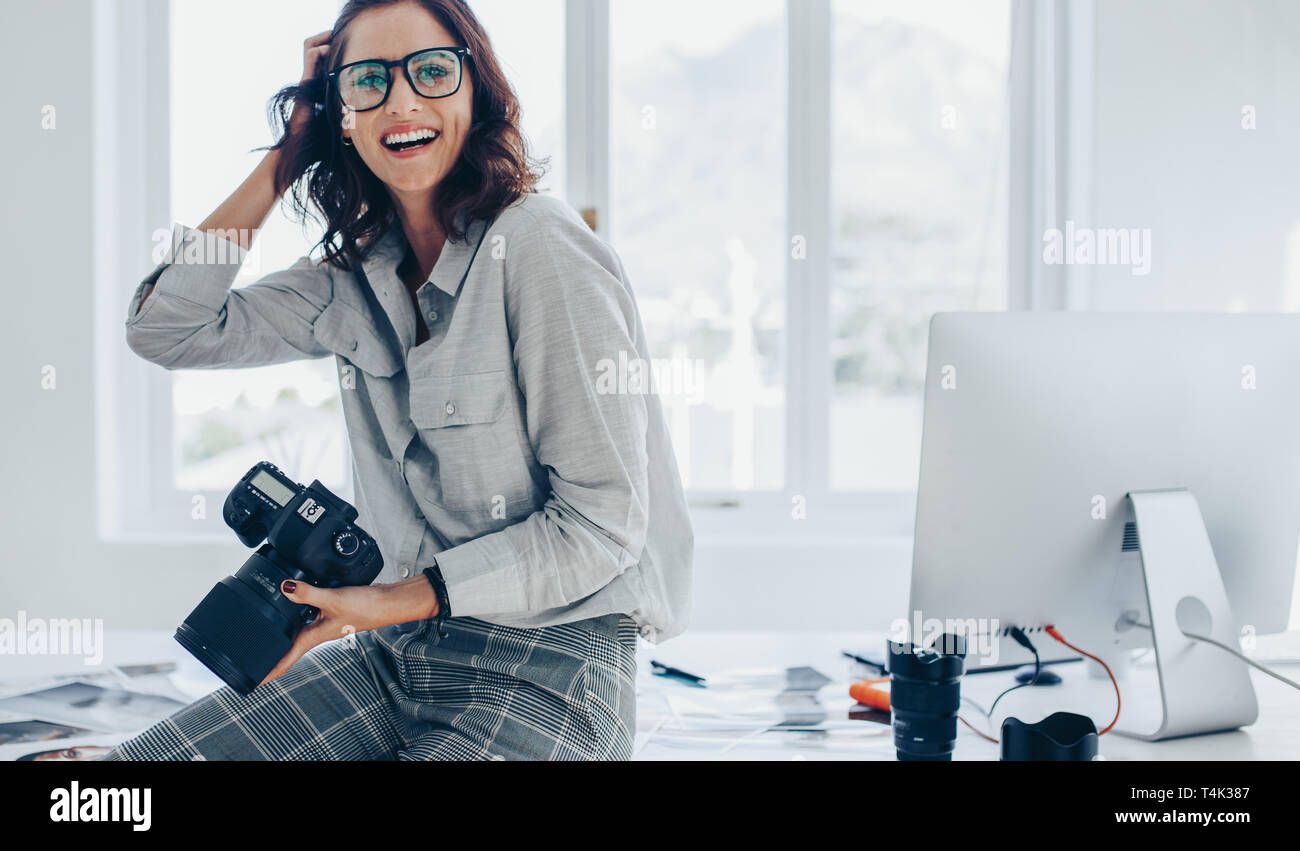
[333,531,360,557]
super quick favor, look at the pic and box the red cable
[1044,625,1122,735]
[960,714,999,744]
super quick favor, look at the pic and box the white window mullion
[1010,0,1096,312]
[786,0,833,504]
[144,0,178,523]
[1008,0,1034,311]
[1061,0,1096,311]
[565,0,610,237]
[94,0,180,540]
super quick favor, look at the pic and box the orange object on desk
[850,677,891,711]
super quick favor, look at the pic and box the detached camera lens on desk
[888,633,966,761]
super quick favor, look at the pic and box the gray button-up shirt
[124,192,693,643]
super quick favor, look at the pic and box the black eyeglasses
[327,47,471,112]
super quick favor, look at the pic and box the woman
[105,0,692,761]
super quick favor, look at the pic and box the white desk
[2,629,1296,761]
[635,630,1300,761]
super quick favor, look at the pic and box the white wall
[1089,0,1300,312]
[1089,0,1300,627]
[4,0,1299,643]
[1,1,192,636]
[0,2,231,639]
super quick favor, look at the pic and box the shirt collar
[362,209,491,298]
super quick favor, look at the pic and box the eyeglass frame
[326,46,472,112]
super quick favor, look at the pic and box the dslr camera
[174,462,384,694]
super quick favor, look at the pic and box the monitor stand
[1115,489,1258,740]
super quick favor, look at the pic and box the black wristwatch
[422,559,452,639]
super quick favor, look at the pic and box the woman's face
[338,2,473,202]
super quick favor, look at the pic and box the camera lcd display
[251,470,294,507]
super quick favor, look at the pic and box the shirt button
[444,401,456,416]
[428,310,438,322]
[399,567,410,578]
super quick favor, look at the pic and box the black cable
[987,627,1041,721]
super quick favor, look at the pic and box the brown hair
[266,0,545,270]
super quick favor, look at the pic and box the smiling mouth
[381,129,440,152]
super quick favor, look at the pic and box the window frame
[96,0,1081,546]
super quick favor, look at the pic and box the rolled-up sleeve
[432,208,651,617]
[124,222,334,369]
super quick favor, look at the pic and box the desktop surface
[4,628,1296,761]
[636,629,1300,761]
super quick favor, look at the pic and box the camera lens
[174,547,306,695]
[888,635,966,761]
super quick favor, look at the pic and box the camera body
[223,461,381,586]
[174,462,384,694]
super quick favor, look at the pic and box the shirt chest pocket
[408,370,533,515]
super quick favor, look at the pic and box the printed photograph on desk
[3,0,1298,835]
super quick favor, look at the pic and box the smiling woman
[110,0,693,762]
[268,0,544,270]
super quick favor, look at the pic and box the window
[472,0,567,199]
[829,0,1011,493]
[104,0,1019,541]
[169,0,347,494]
[610,0,787,492]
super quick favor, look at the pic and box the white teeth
[383,129,439,147]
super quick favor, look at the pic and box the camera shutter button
[333,531,360,557]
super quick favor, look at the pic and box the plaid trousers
[100,613,638,761]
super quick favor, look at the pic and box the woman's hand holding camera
[258,577,441,687]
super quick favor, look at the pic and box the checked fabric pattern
[100,613,638,761]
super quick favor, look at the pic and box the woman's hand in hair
[301,30,332,83]
[289,31,333,135]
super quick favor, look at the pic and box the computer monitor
[909,312,1300,740]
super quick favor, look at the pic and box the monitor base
[1113,489,1259,740]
